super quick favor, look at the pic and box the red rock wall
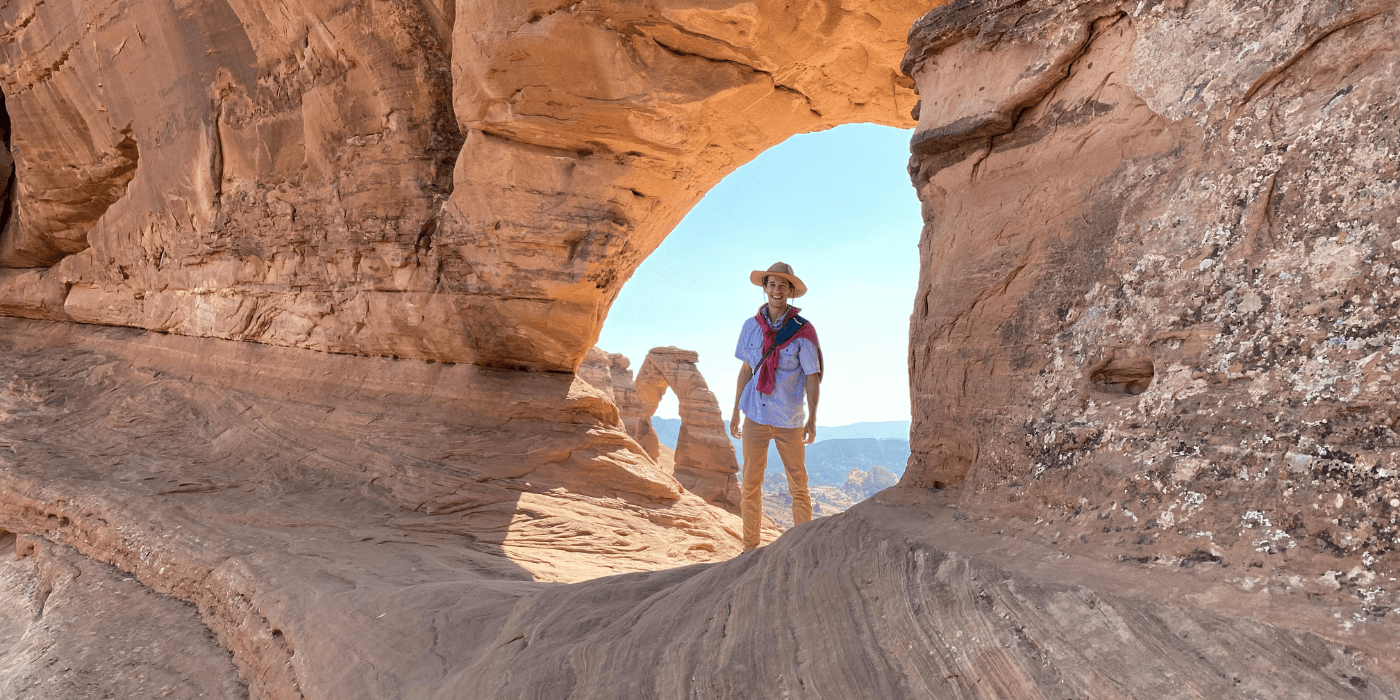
[3,1,1400,696]
[903,0,1400,630]
[0,0,937,371]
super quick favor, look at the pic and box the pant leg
[740,418,773,549]
[771,426,811,526]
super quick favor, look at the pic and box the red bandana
[755,305,820,394]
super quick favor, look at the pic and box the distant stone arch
[631,348,740,510]
[581,346,739,511]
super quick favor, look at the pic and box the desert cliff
[903,0,1400,654]
[0,0,1396,698]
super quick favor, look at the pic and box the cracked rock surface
[0,0,935,372]
[0,0,1397,697]
[904,0,1400,661]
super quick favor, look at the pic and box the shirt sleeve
[797,338,820,375]
[735,319,758,367]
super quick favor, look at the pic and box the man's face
[764,277,792,304]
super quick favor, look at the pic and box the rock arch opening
[599,124,922,421]
[593,123,921,512]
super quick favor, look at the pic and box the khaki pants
[740,417,811,549]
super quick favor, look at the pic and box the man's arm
[730,362,753,439]
[804,372,821,444]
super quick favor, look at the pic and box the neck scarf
[754,304,819,394]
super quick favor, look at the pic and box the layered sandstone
[0,0,1396,698]
[0,0,933,371]
[0,317,746,698]
[450,489,1400,699]
[903,0,1400,649]
[578,347,657,452]
[581,346,741,511]
[0,537,246,699]
[632,347,742,510]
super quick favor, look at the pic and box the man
[730,262,822,551]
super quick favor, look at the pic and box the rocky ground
[0,537,245,699]
[0,317,750,699]
[449,488,1400,699]
[0,0,1395,697]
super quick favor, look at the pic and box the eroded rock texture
[904,0,1400,652]
[632,347,742,511]
[453,491,1400,699]
[581,346,742,511]
[0,0,1398,697]
[0,317,746,699]
[0,536,246,699]
[0,0,931,371]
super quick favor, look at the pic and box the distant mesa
[764,465,902,529]
[659,415,911,491]
[843,466,900,501]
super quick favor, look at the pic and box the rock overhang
[0,0,943,373]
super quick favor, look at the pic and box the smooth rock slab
[449,489,1400,699]
[0,537,245,700]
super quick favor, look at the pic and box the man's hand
[732,362,753,440]
[803,373,820,445]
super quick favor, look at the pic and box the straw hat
[749,261,807,297]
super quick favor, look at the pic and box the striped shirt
[734,313,821,429]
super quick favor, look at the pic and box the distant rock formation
[843,466,900,501]
[584,346,740,512]
[576,348,622,404]
[578,347,660,458]
[765,466,902,528]
[634,348,741,511]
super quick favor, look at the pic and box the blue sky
[597,123,922,427]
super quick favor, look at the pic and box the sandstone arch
[0,0,1396,697]
[579,345,742,511]
[630,347,741,510]
[0,0,941,372]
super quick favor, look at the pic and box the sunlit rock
[583,345,741,512]
[903,0,1400,666]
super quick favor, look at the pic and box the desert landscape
[0,0,1396,697]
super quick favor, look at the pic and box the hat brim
[750,270,807,297]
